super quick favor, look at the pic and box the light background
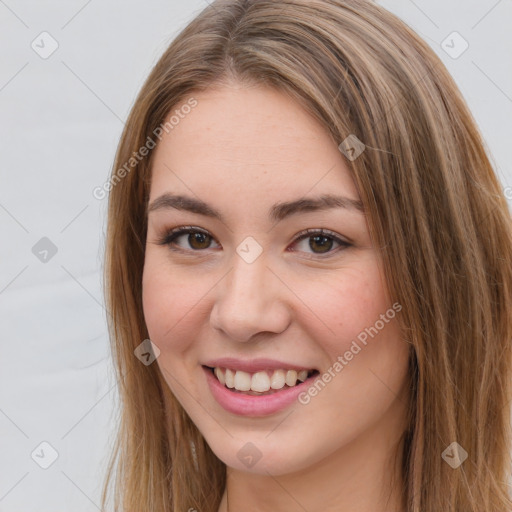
[0,1,510,510]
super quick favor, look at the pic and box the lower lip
[203,366,317,417]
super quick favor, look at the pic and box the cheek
[142,258,172,340]
[141,256,211,403]
[295,262,390,348]
[292,265,408,437]
[291,258,407,391]
[141,253,206,351]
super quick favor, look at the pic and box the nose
[209,254,292,342]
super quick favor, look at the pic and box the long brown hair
[101,1,512,510]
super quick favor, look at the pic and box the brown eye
[158,227,220,252]
[308,234,334,253]
[188,232,213,250]
[291,229,351,257]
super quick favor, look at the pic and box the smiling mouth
[204,365,320,395]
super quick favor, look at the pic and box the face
[142,82,410,476]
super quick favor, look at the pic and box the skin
[142,81,411,512]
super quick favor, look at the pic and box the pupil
[310,235,332,253]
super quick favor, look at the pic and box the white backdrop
[0,1,510,510]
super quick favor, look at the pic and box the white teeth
[233,370,252,391]
[285,370,297,386]
[225,368,235,388]
[214,367,225,385]
[270,369,286,389]
[297,370,308,382]
[251,371,271,392]
[212,367,313,393]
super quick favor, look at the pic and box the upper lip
[202,357,316,373]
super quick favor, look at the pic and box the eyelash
[155,225,352,258]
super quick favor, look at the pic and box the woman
[101,1,512,511]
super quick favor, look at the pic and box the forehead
[149,84,359,206]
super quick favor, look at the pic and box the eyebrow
[147,193,364,222]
